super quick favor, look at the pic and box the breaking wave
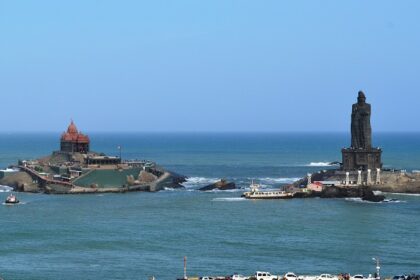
[183,177,219,188]
[307,162,337,167]
[389,192,420,197]
[257,177,300,184]
[183,176,299,190]
[203,188,244,193]
[0,185,13,193]
[345,198,405,204]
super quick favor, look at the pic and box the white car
[200,277,215,280]
[317,274,338,280]
[351,275,365,280]
[285,272,298,280]
[255,271,274,280]
[231,275,248,280]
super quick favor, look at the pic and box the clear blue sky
[1,1,419,132]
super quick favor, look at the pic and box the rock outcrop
[0,172,39,192]
[292,185,385,202]
[199,179,236,191]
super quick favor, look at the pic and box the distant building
[60,121,90,153]
[307,182,323,192]
[85,155,121,166]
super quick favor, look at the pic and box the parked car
[285,273,298,280]
[316,274,338,280]
[254,271,275,280]
[351,275,365,280]
[230,275,248,280]
[200,277,215,280]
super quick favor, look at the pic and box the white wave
[345,198,377,204]
[0,168,19,172]
[183,177,218,188]
[307,162,336,167]
[204,188,243,193]
[258,177,300,184]
[0,185,13,193]
[373,190,383,195]
[383,199,406,203]
[389,192,420,197]
[212,197,246,202]
[345,197,405,204]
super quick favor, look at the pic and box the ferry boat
[242,181,294,199]
[5,193,19,205]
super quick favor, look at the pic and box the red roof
[61,121,90,143]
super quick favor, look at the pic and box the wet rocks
[199,179,236,191]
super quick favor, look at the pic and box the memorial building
[60,120,90,153]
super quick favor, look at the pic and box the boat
[242,181,294,199]
[5,193,20,204]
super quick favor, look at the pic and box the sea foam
[307,162,336,167]
[258,177,300,184]
[345,197,405,204]
[0,185,13,193]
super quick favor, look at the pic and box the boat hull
[4,200,20,205]
[242,193,294,199]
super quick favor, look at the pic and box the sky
[1,1,419,132]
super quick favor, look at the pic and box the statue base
[341,147,382,171]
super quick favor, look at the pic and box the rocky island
[0,121,186,194]
[290,91,420,201]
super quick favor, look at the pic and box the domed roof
[61,120,90,143]
[67,120,78,134]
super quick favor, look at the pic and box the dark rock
[361,190,385,202]
[318,185,384,202]
[199,179,236,191]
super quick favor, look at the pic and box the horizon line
[1,130,420,134]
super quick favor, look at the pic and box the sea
[0,132,419,280]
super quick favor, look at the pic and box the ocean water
[0,132,419,280]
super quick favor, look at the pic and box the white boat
[5,194,19,205]
[242,181,294,199]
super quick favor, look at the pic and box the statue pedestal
[342,147,382,171]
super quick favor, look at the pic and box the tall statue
[351,91,372,149]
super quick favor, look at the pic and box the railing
[19,165,74,188]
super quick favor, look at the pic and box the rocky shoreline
[291,184,385,202]
[0,165,187,194]
[292,169,420,194]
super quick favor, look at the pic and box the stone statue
[351,91,372,149]
[342,90,382,171]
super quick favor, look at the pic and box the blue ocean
[0,133,419,280]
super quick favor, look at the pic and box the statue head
[357,90,366,104]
